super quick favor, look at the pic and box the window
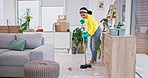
[17,1,39,29]
[41,7,63,31]
[17,0,64,31]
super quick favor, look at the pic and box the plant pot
[72,46,77,54]
[109,28,118,36]
[77,43,85,54]
[117,28,125,36]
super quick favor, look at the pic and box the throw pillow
[9,40,26,51]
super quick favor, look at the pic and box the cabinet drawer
[54,32,71,49]
[44,37,54,45]
[43,33,54,37]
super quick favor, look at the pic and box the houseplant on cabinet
[100,18,109,32]
[19,8,32,33]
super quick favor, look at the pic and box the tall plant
[72,27,87,47]
[19,8,32,33]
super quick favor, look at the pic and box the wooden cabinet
[102,33,136,78]
[42,32,54,45]
[0,26,20,33]
[54,32,71,52]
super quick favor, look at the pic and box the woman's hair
[87,10,92,15]
[79,7,92,15]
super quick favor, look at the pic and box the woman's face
[80,12,87,19]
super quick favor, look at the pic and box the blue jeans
[90,26,102,61]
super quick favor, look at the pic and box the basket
[109,29,118,36]
[118,28,125,36]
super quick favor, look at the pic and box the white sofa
[0,33,54,77]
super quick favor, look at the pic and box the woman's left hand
[81,32,90,38]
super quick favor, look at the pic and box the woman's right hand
[80,19,85,24]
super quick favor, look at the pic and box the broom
[80,20,92,69]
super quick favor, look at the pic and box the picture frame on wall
[98,0,104,10]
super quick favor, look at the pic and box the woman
[79,7,102,64]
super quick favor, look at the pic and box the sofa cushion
[0,49,32,66]
[9,40,26,51]
[16,33,43,49]
[0,49,9,54]
[0,34,15,48]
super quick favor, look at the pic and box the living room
[0,0,148,78]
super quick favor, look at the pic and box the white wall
[65,0,89,31]
[88,0,112,24]
[41,0,64,7]
[66,0,113,31]
[1,0,114,28]
[66,0,88,26]
[125,0,132,35]
[0,0,4,25]
[1,0,131,34]
[3,0,16,25]
[89,0,130,35]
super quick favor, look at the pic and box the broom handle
[82,24,87,65]
[83,37,87,65]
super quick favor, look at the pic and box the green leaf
[72,27,87,47]
[97,39,101,52]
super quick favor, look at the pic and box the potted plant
[97,39,102,59]
[72,27,87,54]
[100,18,109,32]
[117,22,126,36]
[19,8,32,33]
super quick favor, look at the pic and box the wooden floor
[55,50,109,78]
